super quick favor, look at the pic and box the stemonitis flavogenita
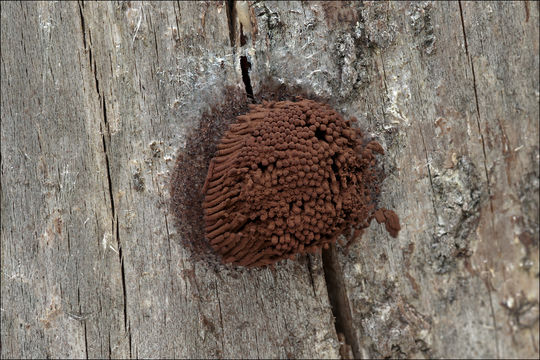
[198,98,400,267]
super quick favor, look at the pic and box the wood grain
[2,1,538,359]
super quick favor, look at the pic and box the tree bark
[1,1,538,359]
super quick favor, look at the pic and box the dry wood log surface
[1,1,538,359]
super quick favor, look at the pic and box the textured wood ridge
[1,1,538,359]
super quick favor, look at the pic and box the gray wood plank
[2,1,538,359]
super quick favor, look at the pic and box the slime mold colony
[200,98,399,267]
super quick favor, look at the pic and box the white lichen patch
[383,58,412,126]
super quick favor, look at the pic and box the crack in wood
[226,0,236,48]
[78,2,87,50]
[117,220,128,332]
[458,2,469,57]
[128,323,133,359]
[458,1,494,218]
[226,0,254,101]
[173,1,181,38]
[108,330,112,359]
[83,322,89,359]
[240,55,254,101]
[91,32,129,354]
[67,229,71,253]
[164,214,172,274]
[100,100,114,218]
[458,3,499,358]
[469,59,494,217]
[322,244,360,359]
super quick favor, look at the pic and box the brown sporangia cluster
[201,98,400,267]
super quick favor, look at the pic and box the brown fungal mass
[202,98,399,267]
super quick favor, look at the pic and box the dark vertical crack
[117,220,128,332]
[80,16,126,356]
[108,331,112,359]
[239,22,247,47]
[94,58,101,96]
[237,4,253,101]
[78,2,87,50]
[164,215,172,274]
[94,47,128,355]
[458,1,493,217]
[226,0,254,101]
[458,2,469,57]
[153,30,160,64]
[469,58,493,216]
[128,324,133,359]
[322,245,360,359]
[100,100,115,217]
[240,56,254,101]
[459,3,499,358]
[226,0,236,47]
[83,322,89,359]
[173,1,181,35]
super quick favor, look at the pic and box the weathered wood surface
[1,1,538,359]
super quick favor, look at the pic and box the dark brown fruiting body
[202,98,399,267]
